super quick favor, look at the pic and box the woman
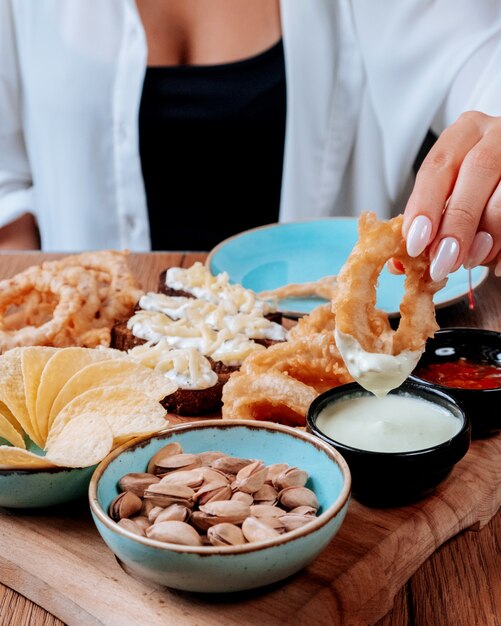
[1,0,500,278]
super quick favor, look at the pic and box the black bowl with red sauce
[410,327,501,438]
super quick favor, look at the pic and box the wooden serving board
[0,424,498,626]
[0,252,499,625]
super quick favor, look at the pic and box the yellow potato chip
[45,412,114,468]
[49,358,177,424]
[0,349,37,443]
[21,346,58,447]
[36,347,124,441]
[0,445,56,469]
[0,405,25,449]
[46,385,168,449]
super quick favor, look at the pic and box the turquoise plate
[206,219,489,317]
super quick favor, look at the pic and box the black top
[138,39,287,251]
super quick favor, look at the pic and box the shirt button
[125,215,136,229]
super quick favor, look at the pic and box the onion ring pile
[0,251,143,352]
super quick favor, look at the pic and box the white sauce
[316,393,461,452]
[334,330,422,397]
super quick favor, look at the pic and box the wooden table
[0,251,499,626]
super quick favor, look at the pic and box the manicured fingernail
[463,231,493,269]
[430,237,460,281]
[406,215,433,257]
[495,258,501,277]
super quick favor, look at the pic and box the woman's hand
[0,213,40,250]
[402,111,501,280]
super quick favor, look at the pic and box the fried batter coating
[333,212,446,355]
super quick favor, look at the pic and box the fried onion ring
[332,212,446,396]
[222,303,352,426]
[259,275,337,303]
[0,265,101,351]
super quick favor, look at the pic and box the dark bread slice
[109,319,238,416]
[157,268,283,325]
[110,320,146,351]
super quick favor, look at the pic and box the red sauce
[415,358,501,390]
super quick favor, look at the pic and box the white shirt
[1,0,501,251]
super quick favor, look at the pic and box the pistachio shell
[278,486,319,511]
[155,453,202,473]
[280,514,315,532]
[242,516,280,543]
[147,442,183,474]
[158,468,205,488]
[250,504,287,518]
[147,505,164,523]
[207,523,247,547]
[195,483,232,506]
[129,515,151,532]
[117,518,145,536]
[230,491,254,506]
[265,463,290,484]
[272,467,309,491]
[253,484,278,505]
[146,520,202,546]
[143,482,195,508]
[288,505,317,516]
[109,491,143,521]
[155,504,191,523]
[118,472,160,497]
[196,451,226,466]
[233,461,268,494]
[210,456,253,475]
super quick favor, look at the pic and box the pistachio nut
[252,484,278,505]
[158,468,205,488]
[146,520,202,546]
[278,486,319,511]
[147,441,183,474]
[242,516,280,543]
[194,483,232,506]
[196,451,226,466]
[250,504,286,518]
[118,472,160,497]
[232,461,268,494]
[109,491,143,521]
[143,482,195,508]
[155,504,191,524]
[272,467,309,491]
[210,456,253,475]
[129,515,151,532]
[207,523,246,547]
[265,463,290,484]
[117,518,145,536]
[280,514,315,532]
[230,491,254,506]
[155,453,202,474]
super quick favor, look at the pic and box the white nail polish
[495,258,501,277]
[463,232,493,269]
[430,237,460,282]
[406,215,433,257]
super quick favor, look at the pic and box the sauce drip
[415,357,501,390]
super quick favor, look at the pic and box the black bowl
[306,380,470,508]
[410,327,501,438]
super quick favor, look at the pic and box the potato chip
[36,347,124,440]
[46,385,168,448]
[45,412,114,468]
[21,346,58,447]
[0,349,38,443]
[0,445,57,469]
[49,359,177,423]
[0,405,25,449]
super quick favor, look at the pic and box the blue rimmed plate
[206,219,489,317]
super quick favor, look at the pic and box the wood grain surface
[0,252,499,626]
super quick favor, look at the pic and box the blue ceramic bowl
[410,327,501,438]
[89,420,351,593]
[0,464,96,508]
[307,381,470,508]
